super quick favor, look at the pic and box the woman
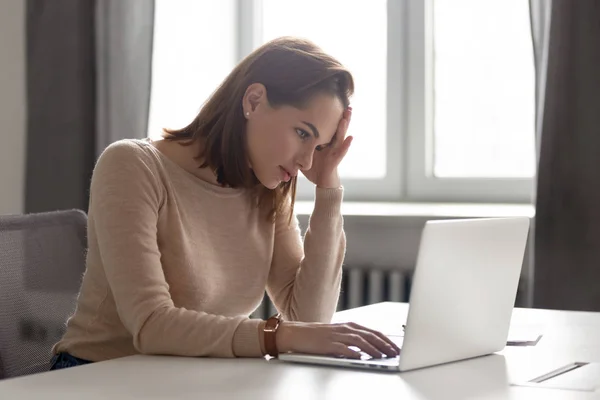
[51,37,399,370]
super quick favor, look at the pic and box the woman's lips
[279,166,291,182]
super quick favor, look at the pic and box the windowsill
[294,201,535,276]
[295,201,535,219]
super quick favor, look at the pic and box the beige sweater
[53,139,345,361]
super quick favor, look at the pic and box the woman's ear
[243,83,267,117]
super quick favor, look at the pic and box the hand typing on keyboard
[275,321,401,359]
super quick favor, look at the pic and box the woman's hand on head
[275,320,400,359]
[301,107,353,189]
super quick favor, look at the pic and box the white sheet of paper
[512,362,600,392]
[506,328,543,346]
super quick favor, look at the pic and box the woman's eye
[295,128,310,140]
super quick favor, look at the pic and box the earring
[245,111,250,117]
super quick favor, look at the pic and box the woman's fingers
[353,330,398,358]
[329,323,398,359]
[331,108,352,149]
[347,322,401,354]
[330,342,362,359]
[337,136,353,161]
[335,333,384,359]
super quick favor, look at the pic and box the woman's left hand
[301,107,353,189]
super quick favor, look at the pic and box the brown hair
[163,36,354,222]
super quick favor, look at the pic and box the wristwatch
[264,313,283,357]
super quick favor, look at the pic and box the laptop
[278,217,530,372]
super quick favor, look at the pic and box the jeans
[50,352,93,371]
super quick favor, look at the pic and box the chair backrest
[0,209,87,379]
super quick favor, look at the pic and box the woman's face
[243,84,344,189]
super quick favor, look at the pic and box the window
[406,0,536,202]
[432,0,535,179]
[148,0,237,140]
[149,0,536,203]
[260,0,387,180]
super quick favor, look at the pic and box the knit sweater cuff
[313,186,344,218]
[232,318,264,358]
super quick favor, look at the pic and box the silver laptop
[278,217,530,372]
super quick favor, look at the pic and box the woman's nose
[298,149,314,171]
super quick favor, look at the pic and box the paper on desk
[506,328,543,346]
[512,361,600,392]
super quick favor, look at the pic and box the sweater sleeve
[266,187,346,323]
[89,141,263,358]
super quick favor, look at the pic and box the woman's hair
[163,36,354,222]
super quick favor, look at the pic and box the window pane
[433,0,536,178]
[148,0,236,140]
[260,0,387,179]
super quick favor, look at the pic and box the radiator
[251,266,411,320]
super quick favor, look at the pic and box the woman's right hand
[275,321,400,359]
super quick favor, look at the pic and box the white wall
[0,0,26,215]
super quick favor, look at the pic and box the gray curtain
[532,0,600,311]
[529,0,553,160]
[25,0,154,213]
[96,0,155,157]
[25,0,96,213]
[527,0,553,308]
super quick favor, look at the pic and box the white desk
[1,302,599,399]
